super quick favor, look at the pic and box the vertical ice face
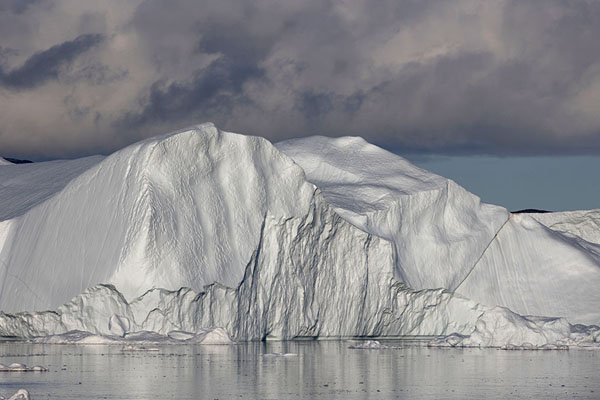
[458,213,600,324]
[1,124,600,330]
[277,136,600,325]
[0,124,323,311]
[276,136,509,291]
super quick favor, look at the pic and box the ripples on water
[0,340,598,399]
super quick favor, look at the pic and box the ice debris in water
[29,328,233,345]
[121,345,160,352]
[0,389,30,400]
[348,340,401,349]
[429,307,600,349]
[0,363,47,372]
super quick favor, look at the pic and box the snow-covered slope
[276,136,508,291]
[277,136,600,325]
[458,213,600,324]
[0,157,11,166]
[528,209,600,245]
[0,156,102,221]
[1,123,599,347]
[0,124,395,313]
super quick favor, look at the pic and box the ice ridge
[1,123,599,348]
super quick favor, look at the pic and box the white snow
[457,213,600,324]
[29,327,233,345]
[529,209,600,245]
[347,340,398,349]
[276,136,509,291]
[0,123,318,311]
[0,363,47,372]
[0,156,102,221]
[430,306,600,349]
[0,123,599,349]
[0,389,30,400]
[277,136,600,325]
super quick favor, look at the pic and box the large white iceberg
[276,136,600,325]
[0,123,599,348]
[0,124,322,311]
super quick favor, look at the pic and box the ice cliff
[1,123,599,348]
[1,124,322,311]
[277,136,600,325]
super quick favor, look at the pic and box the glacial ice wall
[278,136,600,325]
[459,213,600,324]
[276,136,509,291]
[1,123,600,345]
[0,124,324,311]
[2,235,598,348]
[0,197,486,340]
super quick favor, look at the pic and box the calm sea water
[0,340,598,399]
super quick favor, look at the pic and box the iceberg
[276,136,600,325]
[0,389,30,400]
[1,123,599,348]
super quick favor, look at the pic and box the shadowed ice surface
[0,340,599,399]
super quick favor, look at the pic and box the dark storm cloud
[0,0,44,14]
[2,0,600,159]
[298,91,335,120]
[0,33,104,90]
[122,56,263,128]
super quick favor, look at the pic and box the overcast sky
[0,0,599,209]
[1,0,600,160]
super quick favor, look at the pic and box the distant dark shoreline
[511,209,552,214]
[3,157,33,164]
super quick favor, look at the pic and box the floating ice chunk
[263,352,298,357]
[25,327,234,346]
[167,331,196,340]
[0,363,47,372]
[32,330,119,344]
[121,345,160,352]
[122,331,172,342]
[430,307,600,349]
[0,389,30,400]
[263,352,297,357]
[348,340,386,349]
[347,340,402,349]
[186,328,233,344]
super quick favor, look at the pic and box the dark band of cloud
[0,33,103,90]
[1,0,600,160]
